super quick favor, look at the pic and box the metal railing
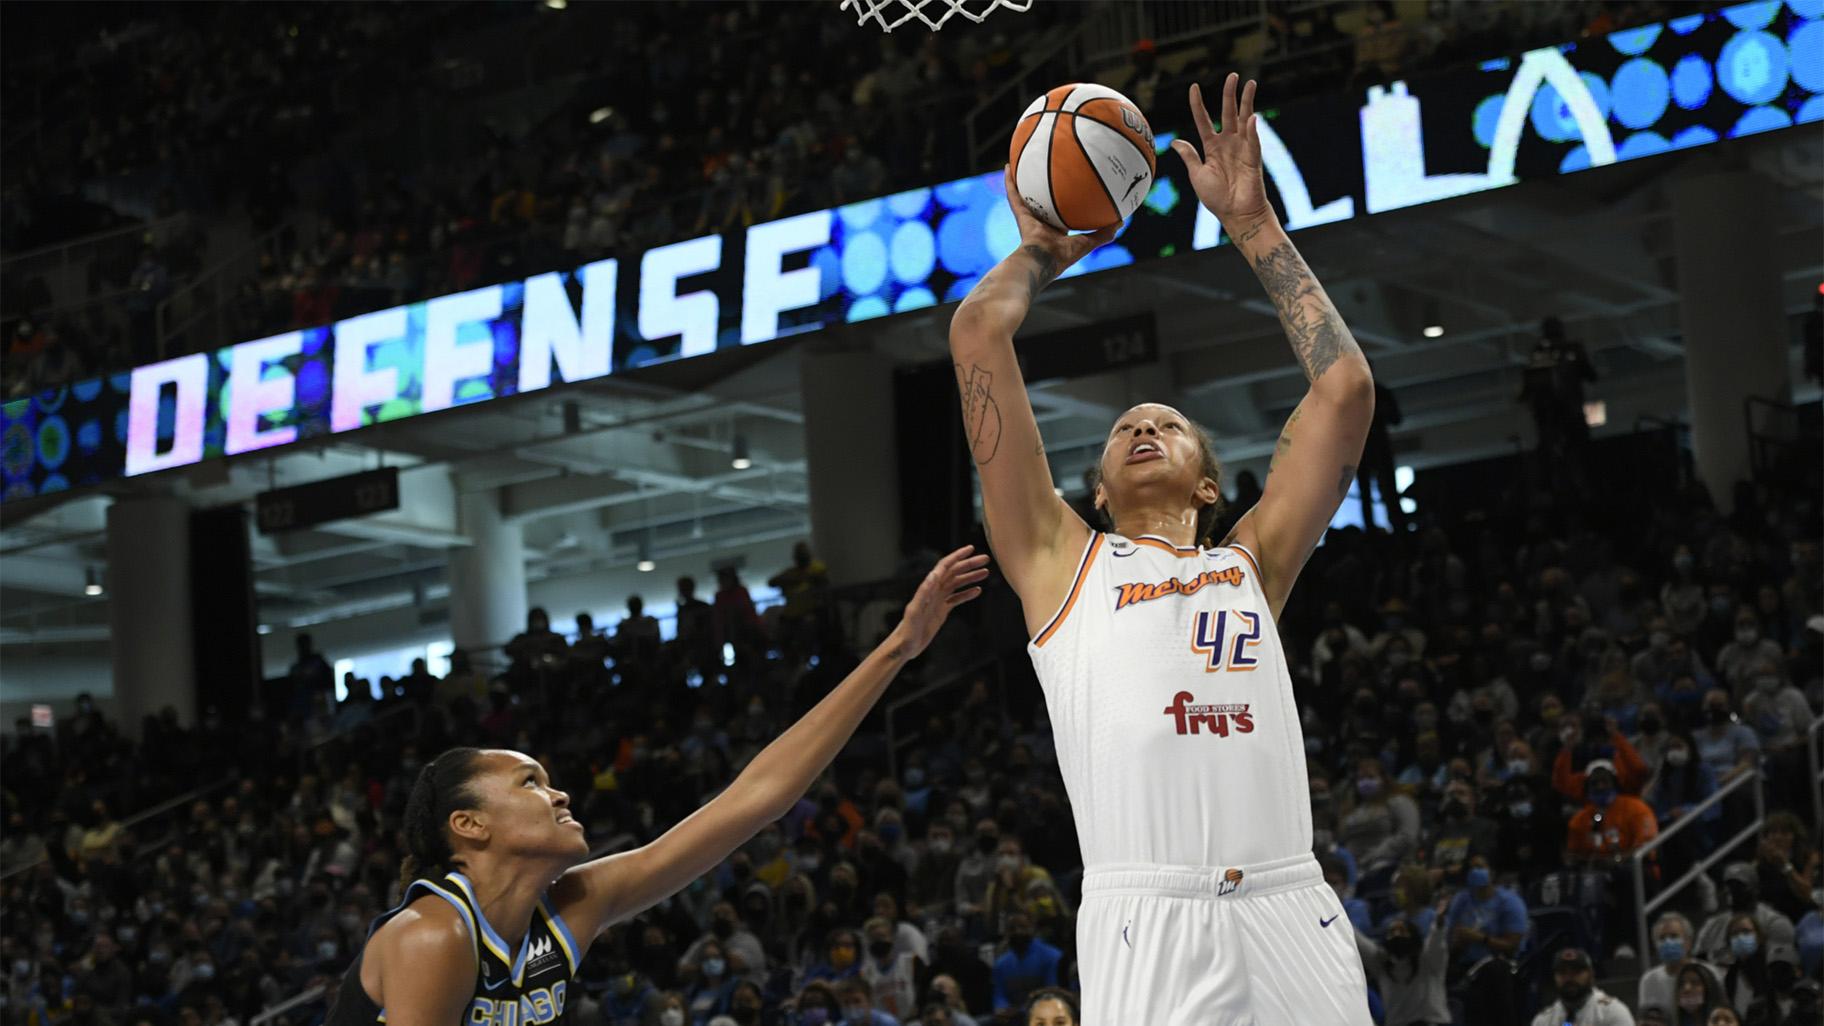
[883,652,1011,779]
[249,983,328,1026]
[155,220,291,363]
[0,774,235,882]
[1630,766,1765,963]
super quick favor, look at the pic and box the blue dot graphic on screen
[109,372,131,394]
[840,231,888,296]
[72,378,103,403]
[984,202,1021,263]
[114,409,130,444]
[1670,12,1708,34]
[1798,93,1824,122]
[846,296,889,322]
[944,276,980,303]
[1789,0,1824,19]
[1724,0,1780,30]
[1672,54,1715,109]
[1611,59,1672,128]
[890,220,936,285]
[886,188,931,219]
[1153,130,1176,155]
[1731,104,1795,134]
[1720,31,1790,104]
[838,198,884,232]
[2,422,31,478]
[39,473,68,495]
[1789,20,1824,92]
[1608,23,1662,55]
[36,416,69,471]
[810,246,844,300]
[1617,131,1672,160]
[893,287,936,313]
[1473,94,1506,147]
[1529,72,1612,142]
[1672,124,1721,147]
[1560,145,1592,172]
[296,360,329,409]
[935,176,979,210]
[937,203,991,277]
[76,419,101,454]
[35,386,66,414]
[1143,175,1179,215]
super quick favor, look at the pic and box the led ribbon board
[3,0,1816,502]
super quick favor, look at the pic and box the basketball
[1010,83,1156,232]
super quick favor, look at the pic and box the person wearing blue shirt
[834,977,902,1026]
[991,913,1060,1013]
[1445,858,1528,970]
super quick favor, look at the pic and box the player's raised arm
[553,547,989,937]
[1172,74,1374,618]
[948,171,1115,613]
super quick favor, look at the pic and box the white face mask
[660,1009,684,1026]
[1665,748,1690,767]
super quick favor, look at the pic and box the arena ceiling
[2,128,1818,650]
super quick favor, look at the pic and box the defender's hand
[889,547,991,662]
[1171,74,1273,232]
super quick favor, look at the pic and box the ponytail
[399,747,485,893]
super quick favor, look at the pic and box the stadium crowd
[2,0,1676,399]
[3,441,1819,1026]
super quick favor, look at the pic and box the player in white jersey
[948,74,1375,1024]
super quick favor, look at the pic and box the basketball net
[838,0,1032,33]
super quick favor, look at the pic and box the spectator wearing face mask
[1356,894,1450,1026]
[990,913,1058,1015]
[1742,943,1809,1026]
[1663,960,1726,1026]
[680,903,765,987]
[1565,762,1659,862]
[1694,692,1760,786]
[1444,857,1527,972]
[653,992,688,1026]
[1720,915,1774,1018]
[834,977,898,1026]
[858,916,919,1019]
[911,823,960,919]
[982,836,1052,938]
[1639,912,1717,1019]
[1530,947,1636,1026]
[1696,865,1797,965]
[1338,758,1420,877]
[1716,613,1783,702]
[953,821,999,937]
[1738,665,1814,759]
[802,929,863,989]
[1427,779,1500,886]
[682,938,737,1025]
[598,962,657,1025]
[1644,733,1718,880]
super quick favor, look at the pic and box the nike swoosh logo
[1123,172,1147,200]
[1320,914,1339,928]
[483,975,509,991]
[1122,924,1131,948]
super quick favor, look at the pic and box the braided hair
[398,747,487,892]
[1086,416,1227,548]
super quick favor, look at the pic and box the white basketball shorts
[1076,853,1373,1025]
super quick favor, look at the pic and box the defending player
[948,75,1374,1024]
[322,548,989,1026]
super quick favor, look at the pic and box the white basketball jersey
[1027,532,1312,869]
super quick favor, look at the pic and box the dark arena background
[1,2,1821,1025]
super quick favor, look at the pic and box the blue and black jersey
[324,872,583,1026]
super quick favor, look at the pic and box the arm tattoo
[1249,241,1359,384]
[1018,244,1062,298]
[955,362,1003,465]
[1270,406,1301,473]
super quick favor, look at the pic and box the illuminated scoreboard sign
[3,0,1816,501]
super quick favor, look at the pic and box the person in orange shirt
[1566,760,1660,863]
[1553,714,1650,800]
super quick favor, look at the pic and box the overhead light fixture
[84,567,103,596]
[588,106,612,125]
[636,540,655,573]
[545,0,567,9]
[731,434,752,470]
[1422,324,1444,338]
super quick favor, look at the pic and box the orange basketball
[1009,83,1156,232]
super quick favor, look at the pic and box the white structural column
[800,347,903,586]
[106,495,195,731]
[448,488,529,657]
[1670,170,1790,511]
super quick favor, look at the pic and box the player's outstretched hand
[891,546,991,662]
[1171,73,1272,232]
[1003,165,1120,270]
